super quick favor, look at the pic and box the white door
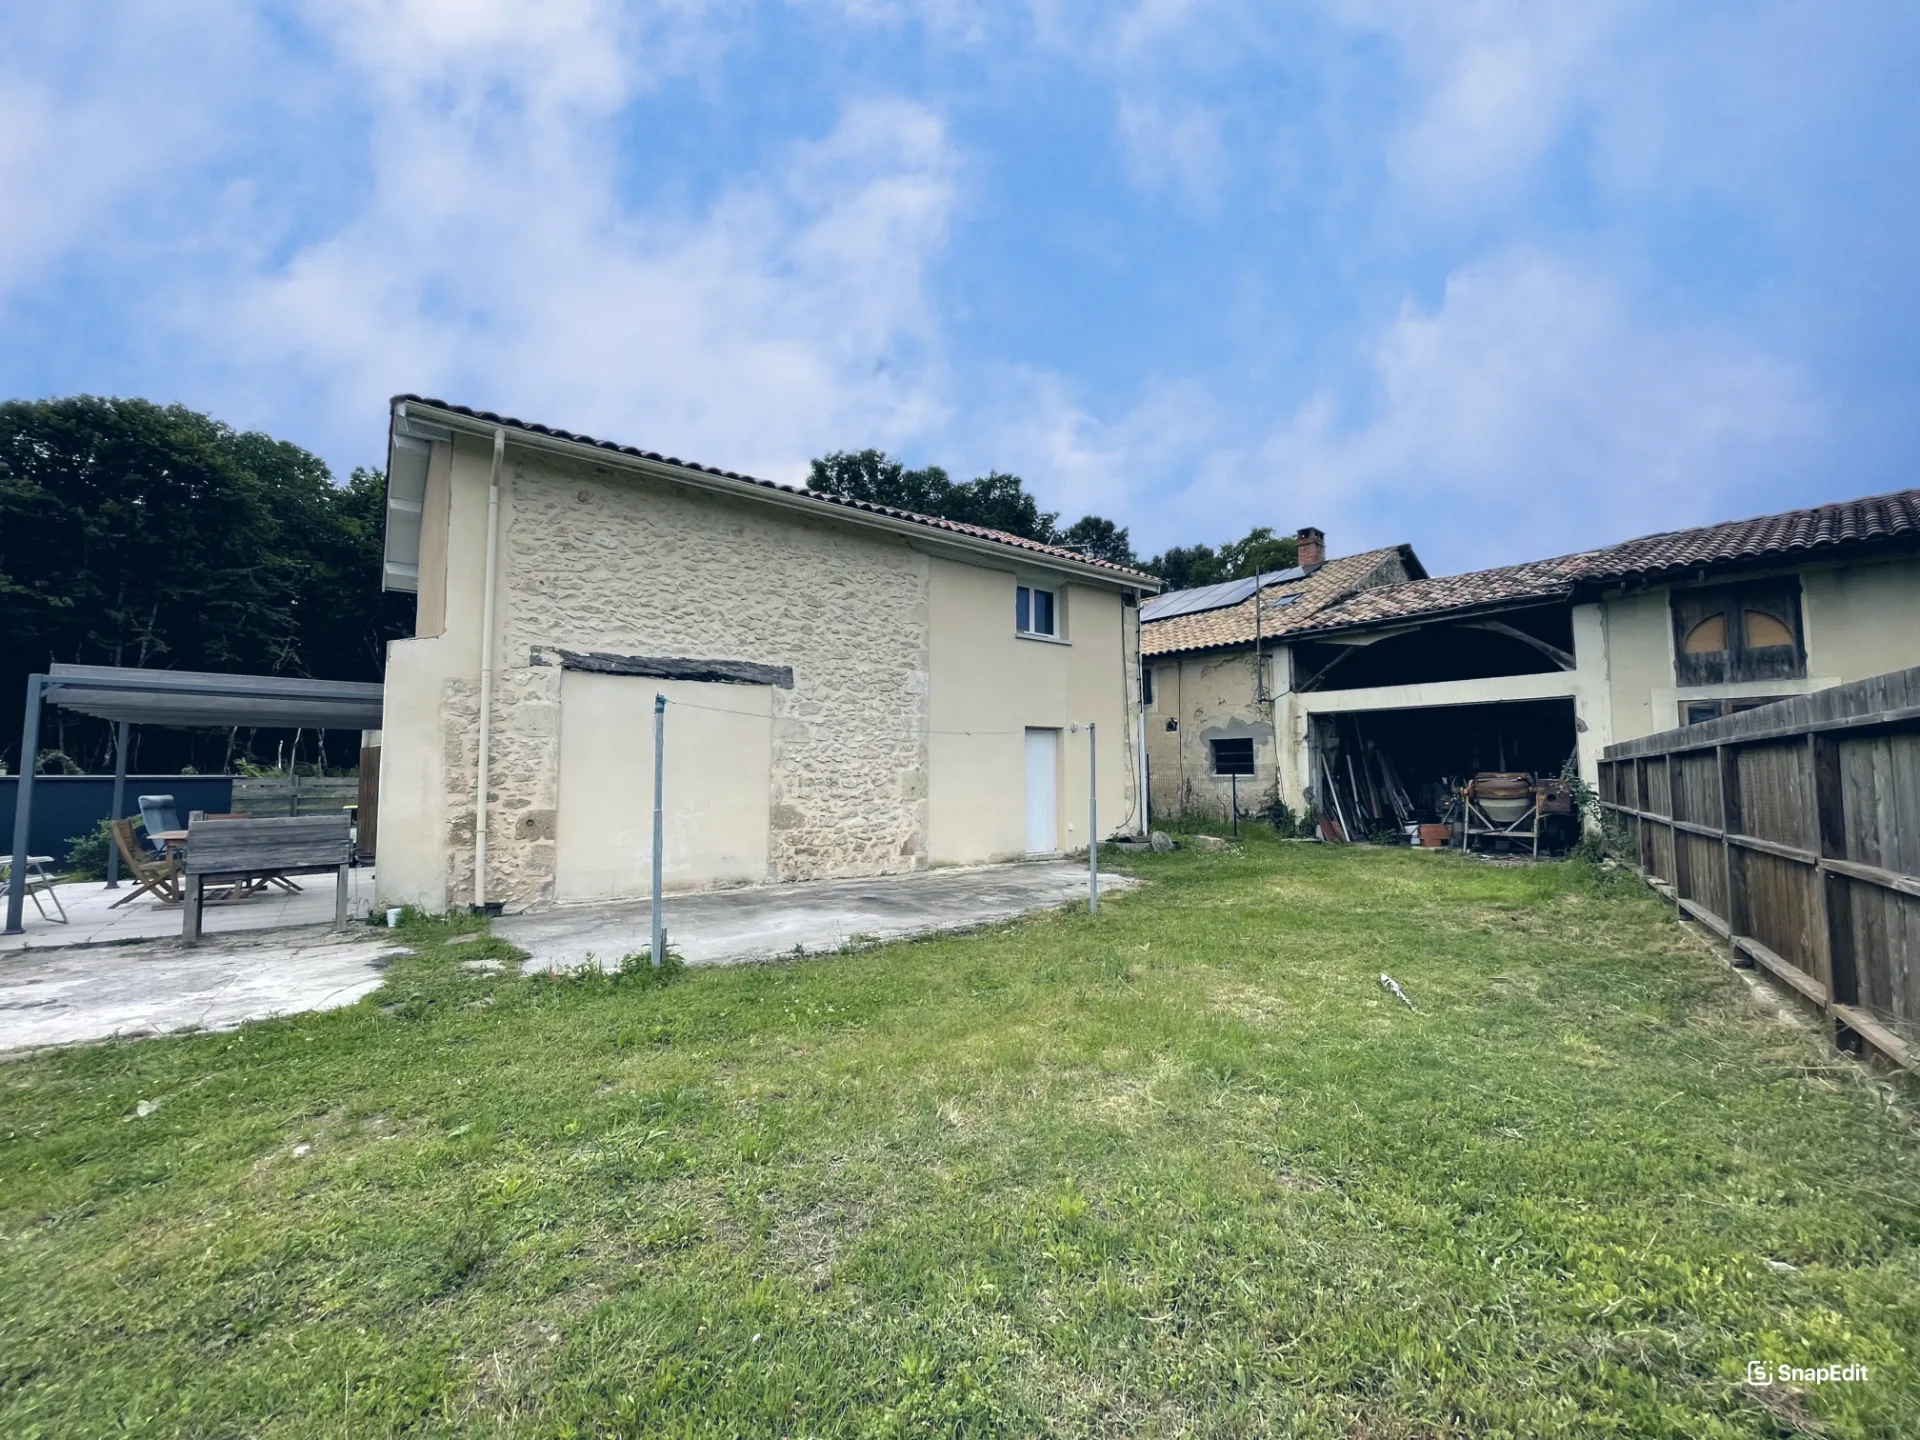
[1024,727,1059,854]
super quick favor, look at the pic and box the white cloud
[1259,250,1822,569]
[81,2,959,478]
[0,2,273,305]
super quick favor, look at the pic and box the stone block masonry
[442,450,933,909]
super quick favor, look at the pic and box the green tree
[1145,526,1299,590]
[806,449,956,516]
[809,448,1131,553]
[1056,515,1137,566]
[0,396,411,773]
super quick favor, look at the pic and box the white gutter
[398,401,1158,594]
[474,427,505,911]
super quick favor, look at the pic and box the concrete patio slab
[0,928,405,1052]
[0,867,379,954]
[495,860,1134,972]
[0,860,1131,1053]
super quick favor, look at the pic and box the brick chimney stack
[1296,526,1326,573]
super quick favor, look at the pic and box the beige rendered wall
[1600,557,1920,744]
[376,432,487,912]
[1602,587,1674,744]
[378,431,1144,912]
[553,672,773,902]
[1141,649,1277,821]
[1802,556,1920,684]
[926,561,1139,863]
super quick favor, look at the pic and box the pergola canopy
[42,664,384,732]
[8,665,383,933]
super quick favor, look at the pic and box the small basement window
[1685,696,1792,726]
[1016,585,1057,638]
[1210,737,1256,775]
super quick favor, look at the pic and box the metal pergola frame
[5,664,384,934]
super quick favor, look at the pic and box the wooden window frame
[1671,579,1805,686]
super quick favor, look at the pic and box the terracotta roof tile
[393,395,1160,583]
[1286,487,1920,639]
[1141,547,1416,657]
[1287,552,1598,636]
[1576,487,1920,583]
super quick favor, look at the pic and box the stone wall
[446,449,931,908]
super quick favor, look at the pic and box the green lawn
[2,842,1916,1438]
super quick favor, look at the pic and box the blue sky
[3,1,1916,574]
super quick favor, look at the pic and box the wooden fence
[1598,666,1920,1074]
[231,774,361,818]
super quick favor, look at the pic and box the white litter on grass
[134,1099,158,1118]
[1379,973,1417,1012]
[1766,1258,1800,1273]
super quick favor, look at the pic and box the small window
[1210,737,1255,775]
[1140,666,1155,706]
[1681,614,1727,654]
[1016,585,1057,637]
[1744,610,1794,649]
[1685,695,1791,725]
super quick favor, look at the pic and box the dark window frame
[1016,584,1058,638]
[1210,736,1256,776]
[1140,666,1155,706]
[1671,578,1805,686]
[1684,695,1794,726]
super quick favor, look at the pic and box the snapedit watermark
[1746,1361,1871,1386]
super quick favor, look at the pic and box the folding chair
[107,819,183,908]
[137,795,182,855]
[0,855,68,924]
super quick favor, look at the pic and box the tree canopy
[1143,526,1299,590]
[808,449,1138,566]
[0,396,411,774]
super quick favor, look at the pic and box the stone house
[375,397,1157,914]
[1142,491,1920,831]
[1139,529,1423,820]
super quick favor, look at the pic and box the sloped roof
[1575,487,1920,584]
[1140,567,1305,622]
[1286,486,1920,640]
[1141,546,1420,657]
[392,396,1159,585]
[1287,551,1598,636]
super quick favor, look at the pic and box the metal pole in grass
[106,720,130,888]
[651,693,666,968]
[6,675,47,935]
[1231,772,1239,838]
[1088,722,1098,914]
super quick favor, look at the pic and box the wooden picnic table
[181,814,353,944]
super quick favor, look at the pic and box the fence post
[1717,743,1744,962]
[651,693,667,967]
[1808,731,1856,1047]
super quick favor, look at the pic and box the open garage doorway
[1308,698,1581,851]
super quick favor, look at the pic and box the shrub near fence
[1599,665,1920,1074]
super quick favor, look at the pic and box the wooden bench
[181,814,352,944]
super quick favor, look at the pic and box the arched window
[1744,610,1795,649]
[1671,579,1804,684]
[1681,614,1727,654]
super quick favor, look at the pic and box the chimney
[1296,526,1326,573]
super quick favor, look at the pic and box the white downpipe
[473,428,505,911]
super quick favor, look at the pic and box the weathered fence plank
[1602,665,1920,1074]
